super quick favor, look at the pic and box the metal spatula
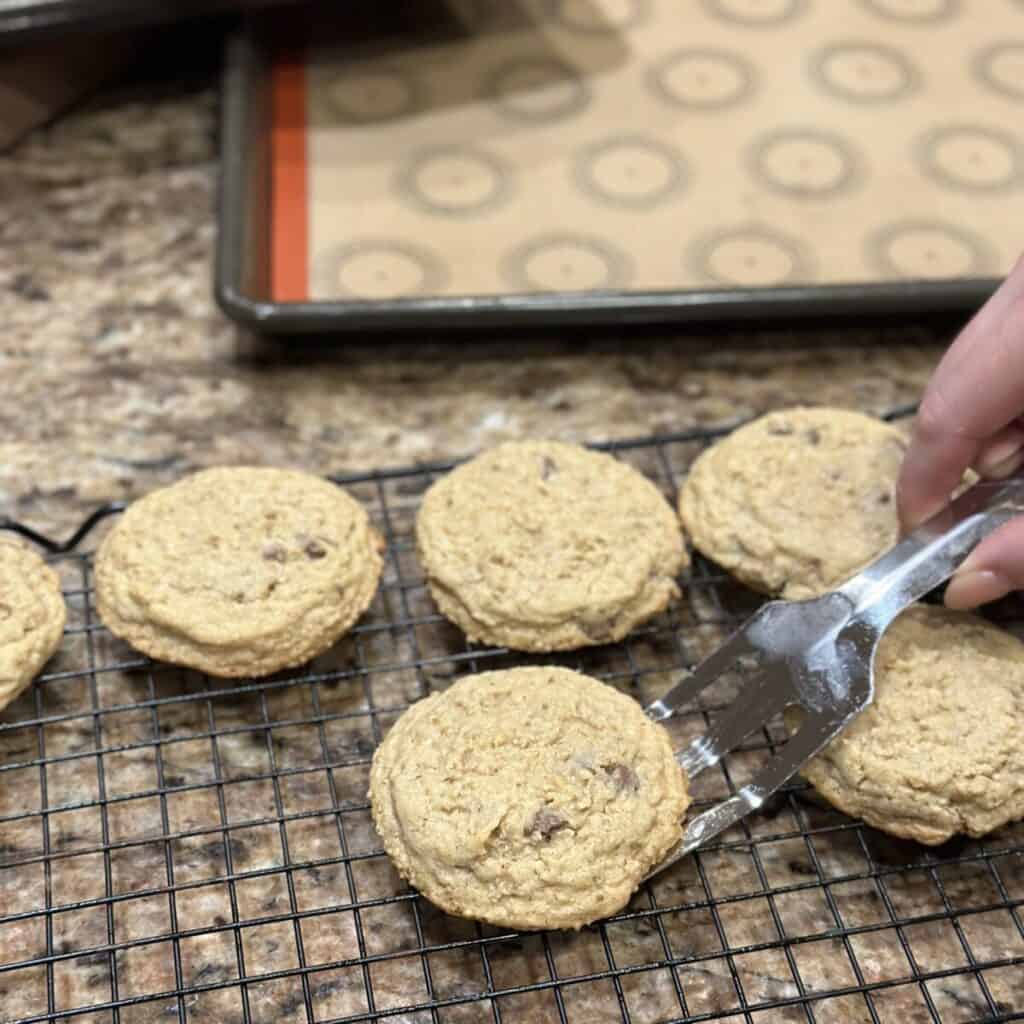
[645,474,1024,877]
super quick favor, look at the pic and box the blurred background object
[0,0,304,40]
[0,0,306,150]
[0,32,139,150]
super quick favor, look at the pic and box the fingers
[898,253,1024,528]
[897,406,979,528]
[945,518,1024,609]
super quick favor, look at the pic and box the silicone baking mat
[269,0,1024,304]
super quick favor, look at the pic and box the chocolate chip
[540,456,559,481]
[304,539,327,560]
[805,428,821,445]
[525,807,568,840]
[262,542,286,563]
[878,492,892,505]
[581,617,617,643]
[603,763,640,794]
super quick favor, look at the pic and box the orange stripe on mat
[271,52,309,302]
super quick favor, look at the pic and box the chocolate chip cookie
[679,407,906,599]
[1,537,66,714]
[798,605,1024,845]
[95,467,384,677]
[370,666,689,929]
[416,441,687,651]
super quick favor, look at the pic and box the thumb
[945,517,1024,609]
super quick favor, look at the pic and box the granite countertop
[2,54,1021,1024]
[0,70,946,543]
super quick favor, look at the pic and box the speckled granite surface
[0,73,948,543]
[1,62,1022,1024]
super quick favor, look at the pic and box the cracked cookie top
[95,467,383,677]
[416,440,686,651]
[799,605,1024,845]
[679,407,906,599]
[370,666,690,930]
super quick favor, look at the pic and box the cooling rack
[1,417,1023,1024]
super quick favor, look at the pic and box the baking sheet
[216,0,1022,333]
[300,0,1024,299]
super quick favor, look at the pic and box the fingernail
[974,434,1024,473]
[979,448,1024,480]
[944,569,1011,610]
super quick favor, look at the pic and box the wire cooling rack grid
[1,418,1023,1024]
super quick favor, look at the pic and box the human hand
[897,254,1024,610]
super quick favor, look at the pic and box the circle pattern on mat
[700,0,807,27]
[575,135,687,208]
[858,0,958,21]
[312,240,449,299]
[808,41,919,104]
[324,67,421,123]
[916,124,1024,193]
[544,0,649,33]
[397,146,511,216]
[748,128,861,197]
[647,48,757,110]
[866,221,997,279]
[689,225,814,286]
[972,42,1024,101]
[502,234,633,291]
[485,58,590,122]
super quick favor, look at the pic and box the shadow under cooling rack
[1,416,1023,1024]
